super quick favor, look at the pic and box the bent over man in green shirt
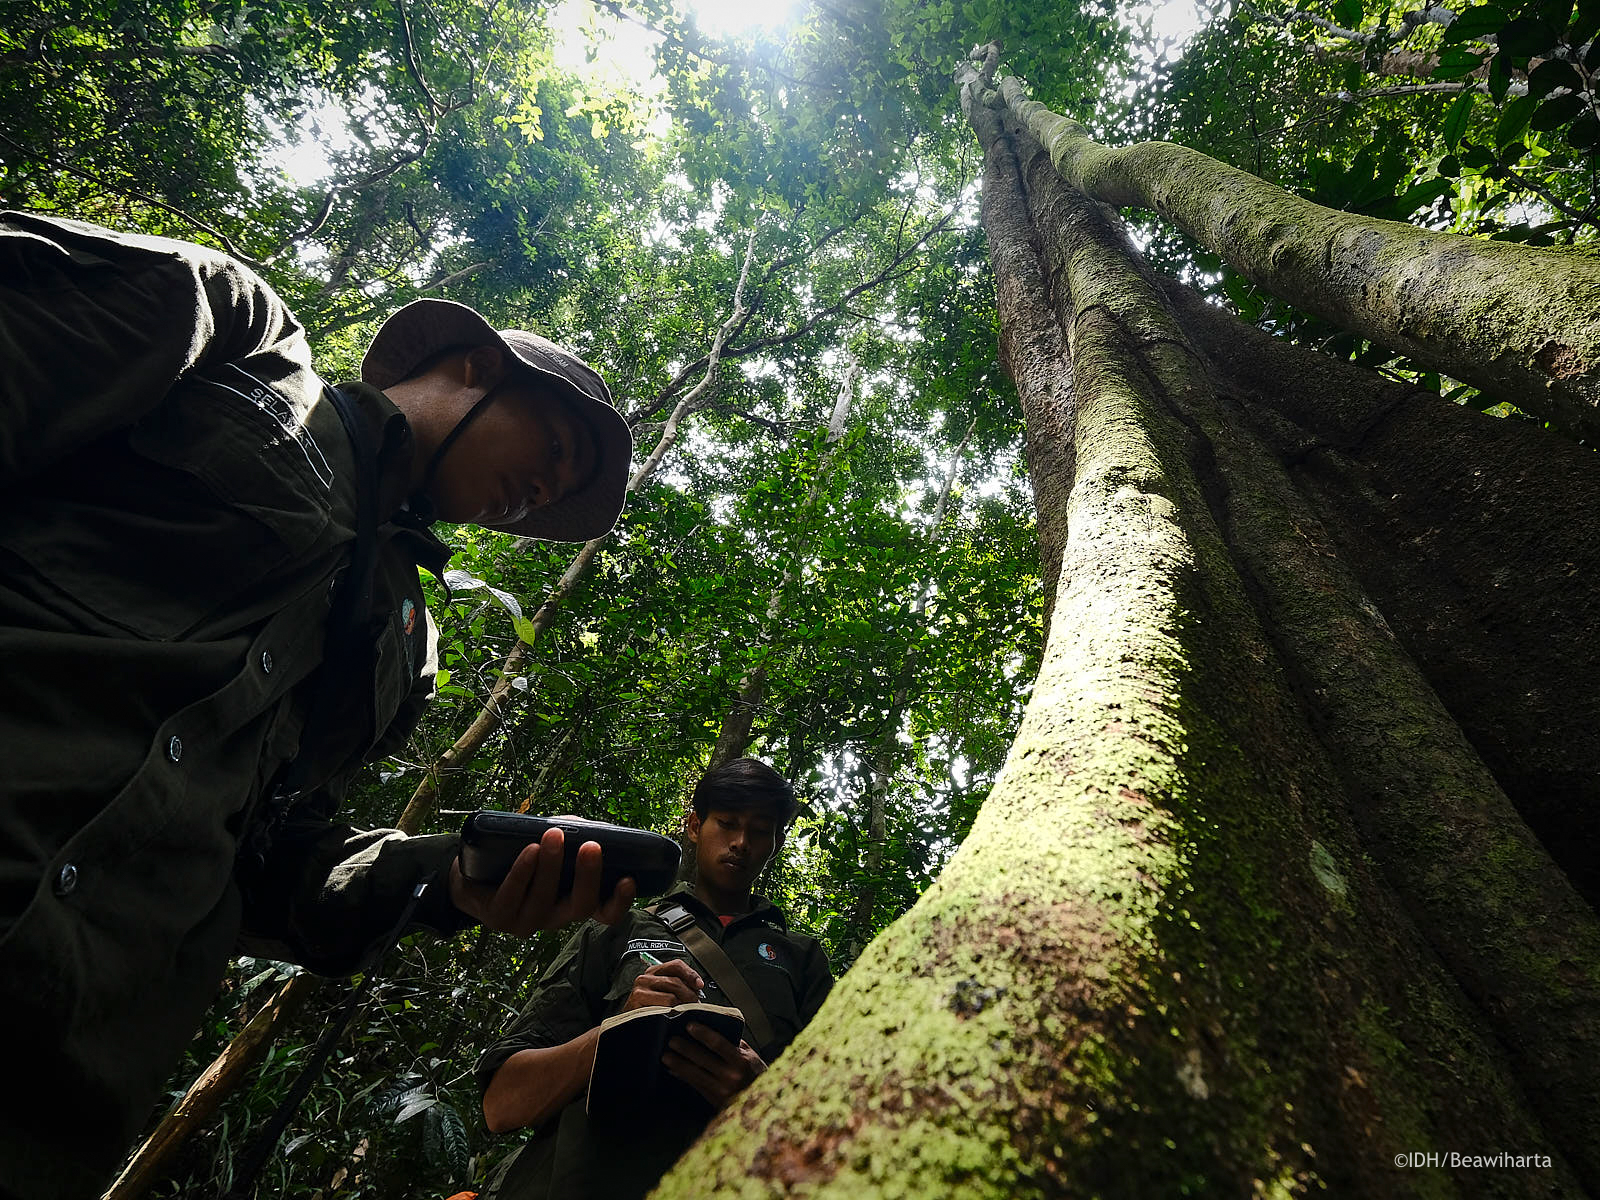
[476,758,834,1200]
[0,212,639,1200]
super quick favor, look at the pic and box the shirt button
[167,735,183,763]
[260,650,274,674]
[55,863,78,896]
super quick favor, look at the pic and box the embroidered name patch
[626,939,688,958]
[216,364,335,488]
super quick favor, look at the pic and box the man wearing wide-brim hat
[0,210,634,1200]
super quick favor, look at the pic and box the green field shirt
[474,884,833,1200]
[0,212,471,1200]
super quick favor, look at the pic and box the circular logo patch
[401,597,418,635]
[757,942,777,962]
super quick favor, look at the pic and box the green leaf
[1391,177,1455,218]
[394,1087,436,1124]
[1570,0,1600,46]
[1440,4,1511,43]
[1442,92,1476,149]
[1531,92,1586,130]
[422,1103,470,1177]
[1526,58,1580,100]
[1432,47,1487,78]
[445,567,536,642]
[1569,113,1600,149]
[1496,15,1561,56]
[1488,50,1515,101]
[1333,0,1363,25]
[1537,0,1576,31]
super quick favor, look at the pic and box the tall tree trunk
[987,75,1600,444]
[650,51,1600,1198]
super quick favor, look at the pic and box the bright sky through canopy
[282,0,1209,186]
[673,0,1204,42]
[555,0,1209,84]
[681,0,808,34]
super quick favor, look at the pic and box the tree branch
[625,206,959,424]
[0,41,239,69]
[1240,2,1455,49]
[395,0,444,118]
[1331,79,1528,101]
[0,131,260,263]
[715,405,788,434]
[1500,164,1600,230]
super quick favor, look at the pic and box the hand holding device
[450,826,637,934]
[458,810,682,897]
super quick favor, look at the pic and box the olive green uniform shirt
[0,213,472,1200]
[474,884,833,1200]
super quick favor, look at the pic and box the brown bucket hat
[362,298,633,542]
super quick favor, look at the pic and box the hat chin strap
[405,385,504,526]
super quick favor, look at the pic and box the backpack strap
[648,901,776,1050]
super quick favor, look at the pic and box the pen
[637,950,705,999]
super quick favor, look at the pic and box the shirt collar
[657,882,787,931]
[337,380,414,514]
[338,379,452,576]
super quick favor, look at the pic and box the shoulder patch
[218,363,334,488]
[625,938,688,958]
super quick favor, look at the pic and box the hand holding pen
[624,952,706,1010]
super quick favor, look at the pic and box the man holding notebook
[476,758,834,1198]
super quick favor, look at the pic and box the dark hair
[692,757,799,826]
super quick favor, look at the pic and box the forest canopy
[3,0,1595,1194]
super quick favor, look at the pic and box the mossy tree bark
[988,74,1600,447]
[648,51,1600,1200]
